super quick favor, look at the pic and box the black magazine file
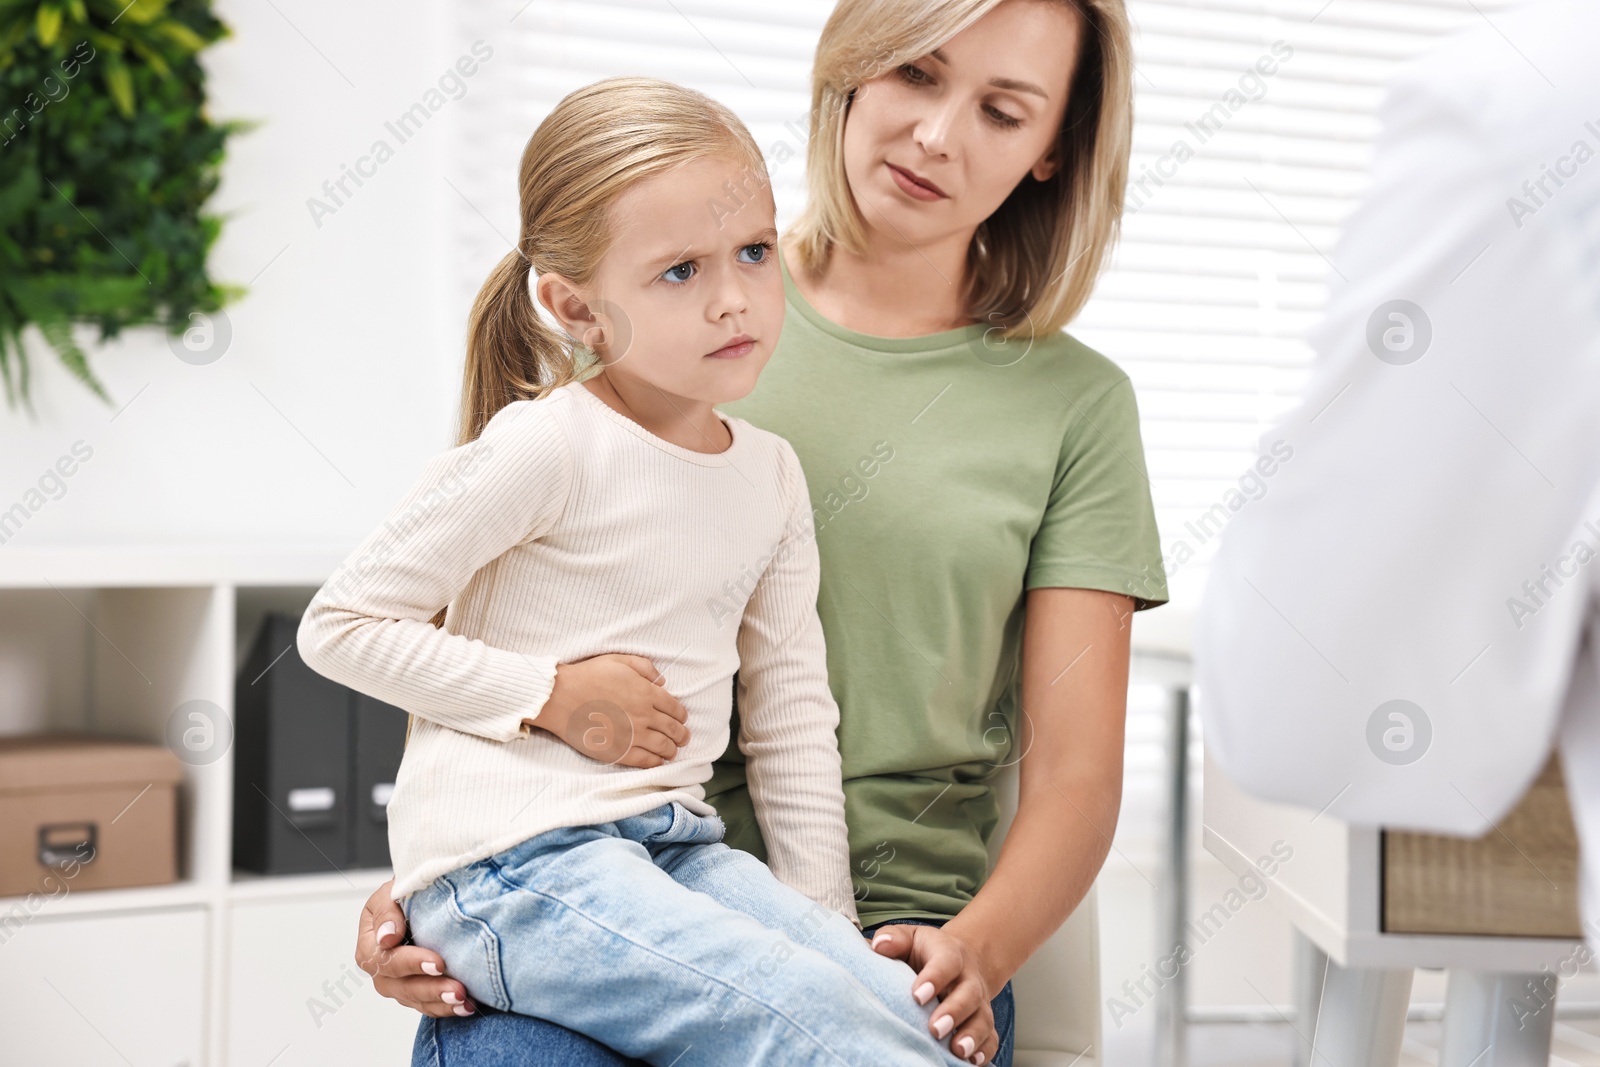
[233,611,408,875]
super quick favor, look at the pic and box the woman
[354,1,1164,1064]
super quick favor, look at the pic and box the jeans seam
[417,1017,443,1067]
[997,981,1015,1064]
[484,864,901,1067]
[442,872,513,1012]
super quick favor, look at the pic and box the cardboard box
[0,733,183,897]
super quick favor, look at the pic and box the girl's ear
[535,272,601,347]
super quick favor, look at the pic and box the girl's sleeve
[735,440,860,924]
[296,397,576,743]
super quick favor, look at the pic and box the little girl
[296,77,985,1066]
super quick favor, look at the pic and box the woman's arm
[868,586,1129,1062]
[941,585,1132,992]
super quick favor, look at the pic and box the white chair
[987,760,1102,1066]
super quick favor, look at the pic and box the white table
[1203,748,1582,1066]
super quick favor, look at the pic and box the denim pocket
[638,801,682,844]
[411,872,514,1013]
[640,801,728,848]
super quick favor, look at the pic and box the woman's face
[841,0,1082,250]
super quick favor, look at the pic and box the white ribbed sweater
[296,379,857,919]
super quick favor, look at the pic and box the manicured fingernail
[452,1003,474,1016]
[442,990,463,1005]
[933,1014,953,1038]
[871,932,891,946]
[377,921,397,941]
[914,981,935,1004]
[421,961,442,976]
[957,1036,975,1057]
[975,1053,986,1065]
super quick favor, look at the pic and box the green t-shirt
[706,252,1168,927]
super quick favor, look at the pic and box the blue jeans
[412,926,1017,1067]
[405,801,977,1067]
[413,926,1016,1067]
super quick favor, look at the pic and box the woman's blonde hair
[456,76,766,447]
[788,0,1132,338]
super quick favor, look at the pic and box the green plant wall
[0,0,247,415]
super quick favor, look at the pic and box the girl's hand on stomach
[526,653,691,768]
[355,879,476,1018]
[869,924,998,1065]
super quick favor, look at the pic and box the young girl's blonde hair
[456,76,766,448]
[789,0,1132,338]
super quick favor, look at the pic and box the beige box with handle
[0,733,184,898]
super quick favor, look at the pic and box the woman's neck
[784,231,977,338]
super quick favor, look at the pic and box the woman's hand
[355,879,477,1017]
[869,924,997,1065]
[526,653,691,768]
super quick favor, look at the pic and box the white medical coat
[1195,0,1600,930]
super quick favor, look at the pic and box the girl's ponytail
[456,246,580,447]
[450,76,765,449]
[434,247,577,629]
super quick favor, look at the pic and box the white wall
[0,0,464,553]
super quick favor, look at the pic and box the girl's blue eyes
[660,241,772,284]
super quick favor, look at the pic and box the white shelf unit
[0,548,420,1067]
